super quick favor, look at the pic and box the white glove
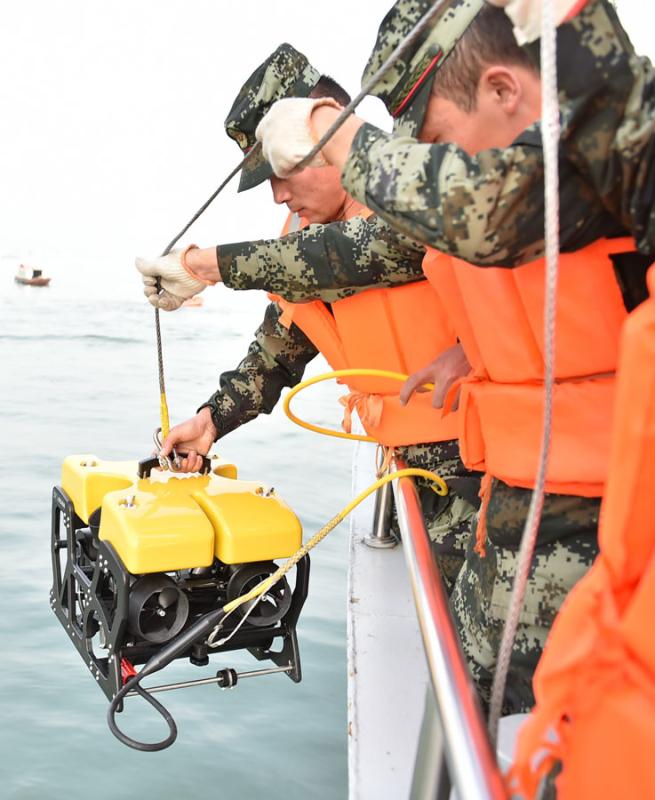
[255,97,341,178]
[486,0,588,44]
[135,246,206,312]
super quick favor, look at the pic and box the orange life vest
[422,238,635,496]
[271,207,459,447]
[508,264,655,800]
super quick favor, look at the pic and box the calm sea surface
[0,259,354,800]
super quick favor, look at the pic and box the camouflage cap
[225,43,321,192]
[363,0,484,137]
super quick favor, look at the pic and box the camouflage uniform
[216,126,625,303]
[525,0,655,256]
[219,76,624,296]
[450,483,600,714]
[203,43,478,591]
[396,440,479,594]
[216,212,427,301]
[205,12,635,700]
[200,300,317,439]
[335,0,640,712]
[206,9,639,706]
[215,2,621,304]
[339,123,624,266]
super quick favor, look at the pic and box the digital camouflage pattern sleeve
[340,123,624,266]
[199,301,318,438]
[525,0,655,255]
[216,213,427,302]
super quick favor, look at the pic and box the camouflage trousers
[396,440,480,595]
[450,479,600,715]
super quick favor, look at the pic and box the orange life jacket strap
[474,473,492,558]
[339,392,384,434]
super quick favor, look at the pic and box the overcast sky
[0,0,651,269]
[0,0,392,268]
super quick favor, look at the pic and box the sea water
[0,258,352,799]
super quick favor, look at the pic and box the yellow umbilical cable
[222,367,445,615]
[222,467,447,616]
[160,393,171,440]
[154,302,171,440]
[282,368,434,443]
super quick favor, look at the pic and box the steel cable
[153,147,262,438]
[293,0,458,171]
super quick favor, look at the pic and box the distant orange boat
[15,264,51,287]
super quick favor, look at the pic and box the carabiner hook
[153,428,180,472]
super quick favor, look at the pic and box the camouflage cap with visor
[225,43,321,192]
[363,0,484,137]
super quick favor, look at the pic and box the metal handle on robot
[137,454,213,479]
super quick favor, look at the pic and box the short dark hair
[432,6,537,112]
[311,74,351,106]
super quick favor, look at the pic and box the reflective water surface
[0,261,352,799]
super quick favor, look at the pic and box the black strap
[610,250,653,312]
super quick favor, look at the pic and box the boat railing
[391,458,506,800]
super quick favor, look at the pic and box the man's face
[418,65,541,155]
[269,165,347,224]
[419,94,504,154]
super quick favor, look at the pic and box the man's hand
[160,407,218,472]
[400,343,471,409]
[136,246,207,312]
[255,97,340,178]
[486,0,588,44]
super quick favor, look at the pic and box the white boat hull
[347,434,429,799]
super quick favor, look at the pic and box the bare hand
[399,343,471,409]
[160,407,218,472]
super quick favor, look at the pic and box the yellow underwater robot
[50,452,309,749]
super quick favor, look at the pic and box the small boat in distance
[15,264,51,286]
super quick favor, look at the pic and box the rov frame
[50,482,309,702]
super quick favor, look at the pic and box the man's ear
[479,66,522,114]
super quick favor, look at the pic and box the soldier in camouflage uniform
[138,44,479,594]
[252,1,651,714]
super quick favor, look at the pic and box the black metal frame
[50,485,309,702]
